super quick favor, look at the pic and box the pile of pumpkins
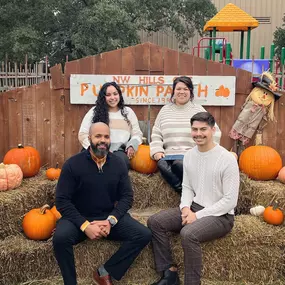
[0,144,61,192]
[236,145,285,226]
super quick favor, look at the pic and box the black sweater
[55,150,133,228]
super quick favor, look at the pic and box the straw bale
[16,277,285,285]
[0,170,56,239]
[130,170,180,209]
[237,173,285,214]
[1,214,284,285]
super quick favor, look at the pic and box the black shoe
[151,269,180,285]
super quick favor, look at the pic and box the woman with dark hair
[150,76,222,193]
[79,82,142,169]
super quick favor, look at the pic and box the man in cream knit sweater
[148,112,240,285]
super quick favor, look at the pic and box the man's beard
[90,141,110,158]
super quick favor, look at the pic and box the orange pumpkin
[3,144,41,177]
[46,163,61,180]
[22,204,56,240]
[51,205,62,221]
[263,202,284,226]
[0,163,23,191]
[239,146,282,180]
[130,145,157,174]
[277,166,285,184]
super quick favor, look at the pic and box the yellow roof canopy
[204,3,259,32]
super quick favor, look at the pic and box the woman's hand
[153,152,165,161]
[126,146,135,159]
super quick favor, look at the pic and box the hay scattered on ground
[1,213,284,285]
[236,173,285,215]
[0,170,56,239]
[130,170,180,209]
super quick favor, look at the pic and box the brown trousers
[147,203,234,285]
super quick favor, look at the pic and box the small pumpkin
[263,202,284,226]
[130,144,157,174]
[0,163,23,191]
[22,204,56,240]
[250,205,265,216]
[3,144,41,177]
[51,205,62,221]
[239,145,282,180]
[46,163,61,180]
[277,166,285,184]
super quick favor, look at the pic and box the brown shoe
[93,270,113,285]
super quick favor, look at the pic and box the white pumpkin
[250,205,265,216]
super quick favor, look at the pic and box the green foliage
[0,0,217,65]
[274,22,285,59]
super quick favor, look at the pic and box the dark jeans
[53,213,151,285]
[113,150,130,170]
[157,160,183,193]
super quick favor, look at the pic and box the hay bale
[236,173,285,215]
[1,213,284,285]
[15,277,285,285]
[0,170,56,239]
[130,170,180,209]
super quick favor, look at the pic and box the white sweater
[180,144,240,218]
[150,101,222,157]
[78,106,143,152]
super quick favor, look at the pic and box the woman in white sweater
[150,76,222,193]
[78,82,142,169]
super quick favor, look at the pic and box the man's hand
[181,207,191,225]
[182,210,197,225]
[90,220,111,237]
[84,223,105,240]
[126,146,135,159]
[153,152,165,161]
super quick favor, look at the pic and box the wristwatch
[107,216,117,227]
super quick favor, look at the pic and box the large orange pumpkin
[239,146,282,180]
[51,205,62,221]
[263,202,284,226]
[0,163,23,191]
[277,166,285,184]
[22,204,56,240]
[3,144,41,177]
[46,163,61,180]
[130,145,157,174]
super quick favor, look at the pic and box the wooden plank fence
[0,42,285,167]
[0,56,51,92]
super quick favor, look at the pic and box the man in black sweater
[53,122,151,285]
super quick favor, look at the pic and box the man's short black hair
[190,112,215,127]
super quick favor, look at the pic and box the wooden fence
[1,42,285,167]
[0,56,51,92]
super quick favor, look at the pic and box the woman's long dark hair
[170,76,194,103]
[92,82,130,125]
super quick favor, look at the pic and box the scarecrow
[229,71,282,153]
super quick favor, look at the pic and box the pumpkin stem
[142,137,148,145]
[40,204,51,214]
[56,162,59,169]
[18,144,24,148]
[272,200,279,210]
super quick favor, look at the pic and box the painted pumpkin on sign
[3,144,41,177]
[239,145,282,180]
[22,204,56,240]
[130,145,157,174]
[0,163,23,191]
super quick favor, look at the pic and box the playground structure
[192,3,285,90]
